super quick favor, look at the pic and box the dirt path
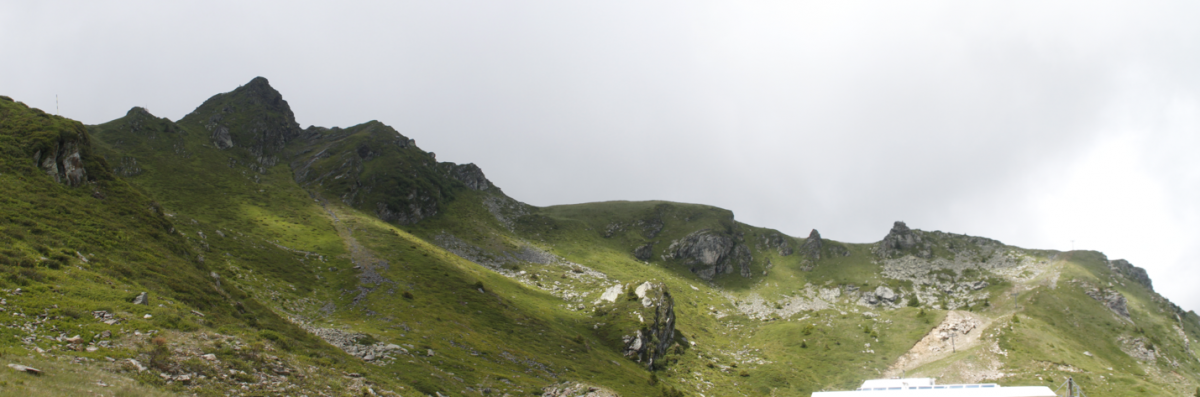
[318,197,394,306]
[884,310,993,377]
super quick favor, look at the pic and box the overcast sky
[3,1,1198,312]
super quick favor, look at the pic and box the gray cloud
[3,1,1198,311]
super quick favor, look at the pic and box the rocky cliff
[619,282,677,369]
[1,96,100,187]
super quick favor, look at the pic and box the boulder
[633,242,654,261]
[664,229,752,280]
[875,286,897,303]
[132,292,149,305]
[596,284,624,303]
[6,363,41,375]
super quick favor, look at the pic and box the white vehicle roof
[811,378,1056,397]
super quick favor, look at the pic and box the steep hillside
[0,95,397,396]
[87,79,672,396]
[2,77,1197,397]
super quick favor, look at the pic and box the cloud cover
[3,0,1198,311]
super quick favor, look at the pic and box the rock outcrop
[33,139,88,186]
[1108,259,1153,291]
[757,231,793,256]
[1118,336,1156,361]
[862,286,898,305]
[663,230,752,280]
[297,322,408,364]
[444,163,492,191]
[541,382,619,397]
[875,221,933,258]
[12,99,97,188]
[800,229,823,260]
[620,282,676,369]
[633,242,654,261]
[1085,286,1131,319]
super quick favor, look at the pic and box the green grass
[7,79,1200,397]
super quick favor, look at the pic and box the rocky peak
[800,229,823,260]
[875,221,932,259]
[126,107,151,117]
[181,76,301,170]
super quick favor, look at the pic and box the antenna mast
[56,94,59,116]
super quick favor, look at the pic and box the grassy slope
[88,94,671,395]
[407,200,956,395]
[0,96,386,396]
[418,199,1200,396]
[10,76,1198,397]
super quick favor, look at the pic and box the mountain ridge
[0,78,1196,396]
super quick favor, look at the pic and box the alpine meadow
[0,77,1197,396]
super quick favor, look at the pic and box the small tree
[907,296,919,307]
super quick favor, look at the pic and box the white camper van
[811,378,1057,397]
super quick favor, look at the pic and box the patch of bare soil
[885,310,992,378]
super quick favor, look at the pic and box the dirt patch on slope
[885,310,991,377]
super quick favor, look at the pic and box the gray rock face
[875,221,933,258]
[446,163,492,191]
[1108,259,1153,291]
[33,139,88,187]
[132,292,149,305]
[633,242,654,261]
[664,229,752,280]
[621,283,676,369]
[1086,286,1130,318]
[210,124,233,149]
[757,231,793,256]
[800,229,823,260]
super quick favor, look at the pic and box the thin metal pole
[1068,377,1074,397]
